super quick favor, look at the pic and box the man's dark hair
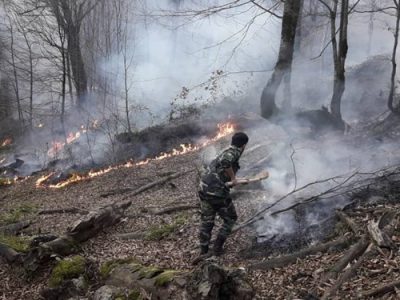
[231,132,249,147]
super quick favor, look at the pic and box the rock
[187,262,254,300]
[41,256,91,300]
[93,285,121,300]
[101,259,254,300]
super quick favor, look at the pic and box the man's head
[231,132,249,150]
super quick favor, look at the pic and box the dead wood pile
[243,165,400,299]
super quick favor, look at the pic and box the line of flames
[47,121,99,158]
[36,122,235,189]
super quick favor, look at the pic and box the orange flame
[36,122,235,189]
[1,138,12,147]
[47,132,82,157]
[0,176,21,186]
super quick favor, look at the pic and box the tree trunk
[260,0,301,118]
[9,22,23,124]
[67,26,88,108]
[388,1,400,113]
[330,0,348,125]
[367,1,376,56]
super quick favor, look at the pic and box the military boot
[213,236,226,256]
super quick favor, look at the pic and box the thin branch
[249,0,282,18]
[289,143,298,191]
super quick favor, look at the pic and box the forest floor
[0,124,400,299]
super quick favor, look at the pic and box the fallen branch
[367,220,394,249]
[249,235,352,271]
[378,209,398,229]
[1,192,134,270]
[23,200,132,271]
[100,188,133,198]
[335,210,360,234]
[362,280,400,298]
[154,204,199,215]
[0,221,31,235]
[321,235,369,281]
[101,169,194,198]
[234,166,400,233]
[38,208,88,215]
[233,171,357,233]
[321,243,373,300]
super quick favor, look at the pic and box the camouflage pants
[198,192,238,249]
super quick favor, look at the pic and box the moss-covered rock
[145,214,188,241]
[154,270,180,287]
[127,289,141,300]
[138,266,163,279]
[49,255,86,287]
[0,234,30,252]
[145,224,177,241]
[100,258,139,280]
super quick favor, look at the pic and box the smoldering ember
[1,1,400,300]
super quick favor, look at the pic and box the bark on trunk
[330,0,348,125]
[260,0,301,118]
[388,2,400,113]
[23,200,132,272]
[67,27,87,108]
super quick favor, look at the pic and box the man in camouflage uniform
[198,132,249,256]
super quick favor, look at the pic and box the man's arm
[225,167,237,185]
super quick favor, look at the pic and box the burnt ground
[1,124,400,299]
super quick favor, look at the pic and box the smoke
[244,119,400,244]
[99,0,280,125]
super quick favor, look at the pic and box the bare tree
[43,0,97,108]
[260,0,301,119]
[316,0,350,128]
[388,0,400,113]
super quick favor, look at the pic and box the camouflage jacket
[199,145,243,198]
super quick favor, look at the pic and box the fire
[0,176,21,187]
[47,132,82,157]
[35,173,54,188]
[1,138,12,147]
[36,122,235,189]
[47,121,99,158]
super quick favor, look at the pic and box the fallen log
[321,243,373,300]
[99,188,134,198]
[336,210,360,234]
[154,204,199,215]
[367,220,394,249]
[23,200,133,271]
[38,208,88,215]
[378,209,398,229]
[0,221,31,235]
[68,200,132,243]
[320,235,369,282]
[101,169,194,198]
[249,235,352,271]
[362,280,400,298]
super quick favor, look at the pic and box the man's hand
[231,178,238,186]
